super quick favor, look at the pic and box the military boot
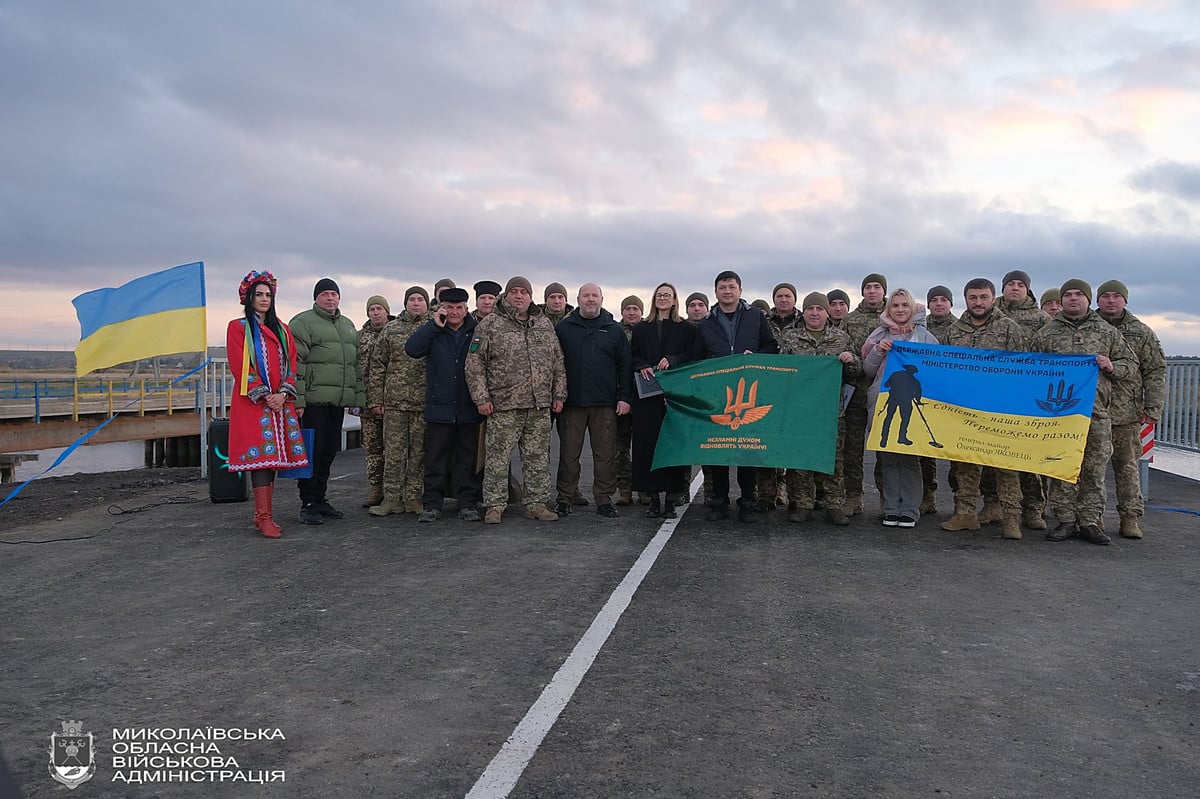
[369,498,404,516]
[361,486,384,508]
[918,491,937,515]
[1119,513,1144,539]
[940,501,980,532]
[1022,507,1048,531]
[1001,511,1023,540]
[976,498,1002,525]
[844,494,864,517]
[788,507,813,524]
[615,490,633,507]
[405,499,424,514]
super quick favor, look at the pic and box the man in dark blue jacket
[404,287,485,522]
[693,270,779,523]
[554,283,632,518]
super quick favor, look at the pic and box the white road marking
[465,470,704,799]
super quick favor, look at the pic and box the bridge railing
[1161,359,1200,452]
[0,377,206,422]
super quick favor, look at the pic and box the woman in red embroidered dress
[226,271,308,538]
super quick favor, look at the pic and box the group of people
[222,268,1165,547]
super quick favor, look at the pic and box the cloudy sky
[3,0,1199,354]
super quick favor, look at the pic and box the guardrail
[1161,359,1200,452]
[0,377,205,423]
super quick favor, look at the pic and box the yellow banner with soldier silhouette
[653,354,842,473]
[868,342,1098,481]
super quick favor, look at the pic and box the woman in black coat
[631,282,697,518]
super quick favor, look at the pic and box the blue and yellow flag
[72,262,207,376]
[653,354,842,472]
[868,342,1098,481]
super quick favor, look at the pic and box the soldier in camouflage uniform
[540,282,574,326]
[841,274,889,516]
[465,276,567,524]
[937,279,1029,539]
[540,280,584,505]
[614,295,643,506]
[358,295,394,507]
[920,285,956,515]
[827,289,851,330]
[1097,279,1166,539]
[367,287,430,516]
[775,292,860,526]
[1031,279,1135,545]
[762,283,804,512]
[983,270,1053,527]
[1040,288,1062,319]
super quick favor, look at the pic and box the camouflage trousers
[484,408,552,510]
[843,396,868,498]
[787,422,847,510]
[1109,421,1145,516]
[361,412,385,491]
[953,462,1020,513]
[614,413,633,497]
[981,466,1044,513]
[1049,417,1112,528]
[383,409,425,505]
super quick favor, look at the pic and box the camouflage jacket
[842,299,887,389]
[926,314,956,344]
[465,301,566,411]
[620,320,635,342]
[776,325,862,408]
[768,310,802,341]
[1101,310,1166,423]
[1030,310,1136,419]
[539,303,575,327]
[943,309,1027,352]
[367,311,429,412]
[358,319,392,389]
[997,295,1050,340]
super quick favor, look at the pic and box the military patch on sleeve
[469,337,481,352]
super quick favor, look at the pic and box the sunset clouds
[1,1,1198,352]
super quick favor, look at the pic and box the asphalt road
[3,443,1198,798]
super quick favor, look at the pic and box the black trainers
[882,515,901,527]
[737,502,755,523]
[706,502,730,521]
[458,507,482,522]
[315,500,344,519]
[417,509,440,523]
[299,504,324,525]
[597,504,618,518]
[897,515,917,528]
[555,501,573,517]
[1079,524,1111,545]
[644,496,662,518]
[661,501,677,519]
[1046,522,1075,542]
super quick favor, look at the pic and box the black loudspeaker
[208,419,248,503]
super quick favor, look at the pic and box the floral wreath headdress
[238,270,278,303]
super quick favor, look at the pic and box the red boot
[253,485,282,539]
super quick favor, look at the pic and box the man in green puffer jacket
[289,277,367,525]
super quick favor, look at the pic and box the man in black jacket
[404,287,485,522]
[554,283,632,518]
[693,270,779,523]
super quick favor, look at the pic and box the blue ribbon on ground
[0,359,213,509]
[1146,505,1200,517]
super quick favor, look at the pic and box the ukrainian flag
[72,262,207,376]
[869,342,1099,481]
